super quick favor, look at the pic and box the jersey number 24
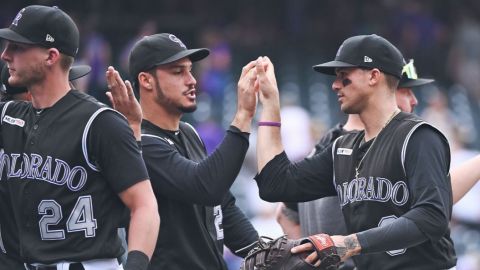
[38,195,97,240]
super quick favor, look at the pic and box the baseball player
[0,5,159,270]
[0,62,92,269]
[276,59,435,270]
[277,59,434,236]
[106,33,259,270]
[253,34,456,269]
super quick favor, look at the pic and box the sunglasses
[402,59,418,79]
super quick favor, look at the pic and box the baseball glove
[239,234,341,270]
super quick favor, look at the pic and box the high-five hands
[254,56,279,105]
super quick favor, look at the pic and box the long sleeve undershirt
[142,122,250,206]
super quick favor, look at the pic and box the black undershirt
[141,120,250,205]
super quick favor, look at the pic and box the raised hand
[105,66,143,139]
[255,56,283,171]
[232,60,258,132]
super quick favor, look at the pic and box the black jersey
[0,252,23,270]
[333,112,456,270]
[141,120,258,270]
[256,112,456,270]
[0,159,24,269]
[0,90,148,264]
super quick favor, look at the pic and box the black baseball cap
[128,33,210,84]
[1,64,91,95]
[398,59,434,88]
[313,34,404,79]
[0,5,79,57]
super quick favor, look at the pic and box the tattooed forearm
[344,236,361,255]
[344,236,359,250]
[335,246,348,258]
[331,234,361,260]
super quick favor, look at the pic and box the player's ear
[45,48,61,66]
[138,72,153,91]
[367,68,381,86]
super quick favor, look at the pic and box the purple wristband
[258,121,281,127]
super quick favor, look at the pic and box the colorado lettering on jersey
[336,176,409,207]
[0,153,87,191]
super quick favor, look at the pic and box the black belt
[25,262,85,270]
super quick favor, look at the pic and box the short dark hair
[60,54,74,72]
[360,67,398,90]
[385,73,399,90]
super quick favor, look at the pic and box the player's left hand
[106,66,143,138]
[232,60,258,132]
[236,60,258,117]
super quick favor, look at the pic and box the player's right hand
[255,56,280,107]
[106,66,143,138]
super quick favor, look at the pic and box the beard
[9,62,45,88]
[153,76,197,114]
[340,103,359,114]
[179,104,197,113]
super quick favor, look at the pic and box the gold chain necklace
[354,109,400,179]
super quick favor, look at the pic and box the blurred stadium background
[2,0,480,269]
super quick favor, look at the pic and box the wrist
[261,94,281,107]
[130,123,142,141]
[259,112,280,123]
[345,234,361,256]
[232,111,253,132]
[330,234,361,261]
[235,109,254,122]
[259,104,280,122]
